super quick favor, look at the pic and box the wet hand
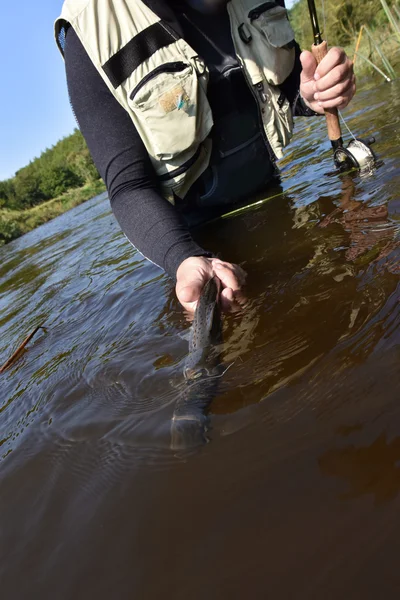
[175,256,246,315]
[299,47,356,114]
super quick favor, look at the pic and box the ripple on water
[0,86,399,520]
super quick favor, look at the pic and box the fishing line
[339,110,357,140]
[319,0,360,143]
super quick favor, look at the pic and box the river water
[1,76,400,599]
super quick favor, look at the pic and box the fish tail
[170,412,209,450]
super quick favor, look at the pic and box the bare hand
[175,256,246,314]
[299,47,356,114]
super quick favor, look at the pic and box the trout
[171,276,223,450]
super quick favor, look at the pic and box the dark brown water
[1,77,400,599]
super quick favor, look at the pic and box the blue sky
[0,0,298,182]
[0,0,76,181]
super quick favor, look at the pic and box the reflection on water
[0,79,400,599]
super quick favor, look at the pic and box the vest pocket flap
[130,62,188,100]
[129,61,213,161]
[249,4,295,48]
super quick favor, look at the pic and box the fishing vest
[55,0,296,203]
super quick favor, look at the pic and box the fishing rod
[306,0,377,173]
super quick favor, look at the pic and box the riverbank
[0,179,106,247]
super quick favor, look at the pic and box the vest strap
[103,21,180,89]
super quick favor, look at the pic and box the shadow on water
[0,79,400,599]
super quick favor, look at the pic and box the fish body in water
[171,276,223,449]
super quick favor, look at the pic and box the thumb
[177,278,203,304]
[176,267,206,304]
[300,50,318,83]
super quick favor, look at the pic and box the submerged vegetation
[0,129,105,246]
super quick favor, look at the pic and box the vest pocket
[247,3,295,85]
[129,61,213,161]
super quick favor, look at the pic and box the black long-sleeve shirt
[64,3,310,278]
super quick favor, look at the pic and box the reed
[353,51,392,81]
[393,4,400,23]
[379,0,400,43]
[363,25,397,78]
[0,326,45,373]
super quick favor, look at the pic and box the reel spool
[333,137,377,173]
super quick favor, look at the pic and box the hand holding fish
[176,256,246,314]
[299,47,356,114]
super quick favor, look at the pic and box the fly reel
[333,136,377,173]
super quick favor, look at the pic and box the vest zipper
[159,146,202,182]
[244,72,277,165]
[130,62,188,100]
[255,81,268,103]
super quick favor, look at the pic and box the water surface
[1,77,400,599]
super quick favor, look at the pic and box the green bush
[0,179,15,206]
[0,215,24,246]
[40,164,83,198]
[66,147,99,183]
[0,129,100,211]
[12,165,46,208]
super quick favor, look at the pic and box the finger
[315,47,347,79]
[221,287,234,302]
[315,65,354,96]
[300,50,318,84]
[212,258,239,272]
[314,75,355,102]
[212,259,247,283]
[220,288,239,313]
[314,83,356,109]
[220,287,248,313]
[314,96,350,110]
[212,261,246,290]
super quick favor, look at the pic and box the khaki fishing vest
[55,0,296,203]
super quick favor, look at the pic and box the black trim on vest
[102,21,180,88]
[158,146,203,182]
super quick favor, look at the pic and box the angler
[55,0,355,312]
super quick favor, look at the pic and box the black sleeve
[64,27,210,279]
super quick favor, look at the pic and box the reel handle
[311,41,342,144]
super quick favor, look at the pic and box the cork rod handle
[311,41,342,142]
